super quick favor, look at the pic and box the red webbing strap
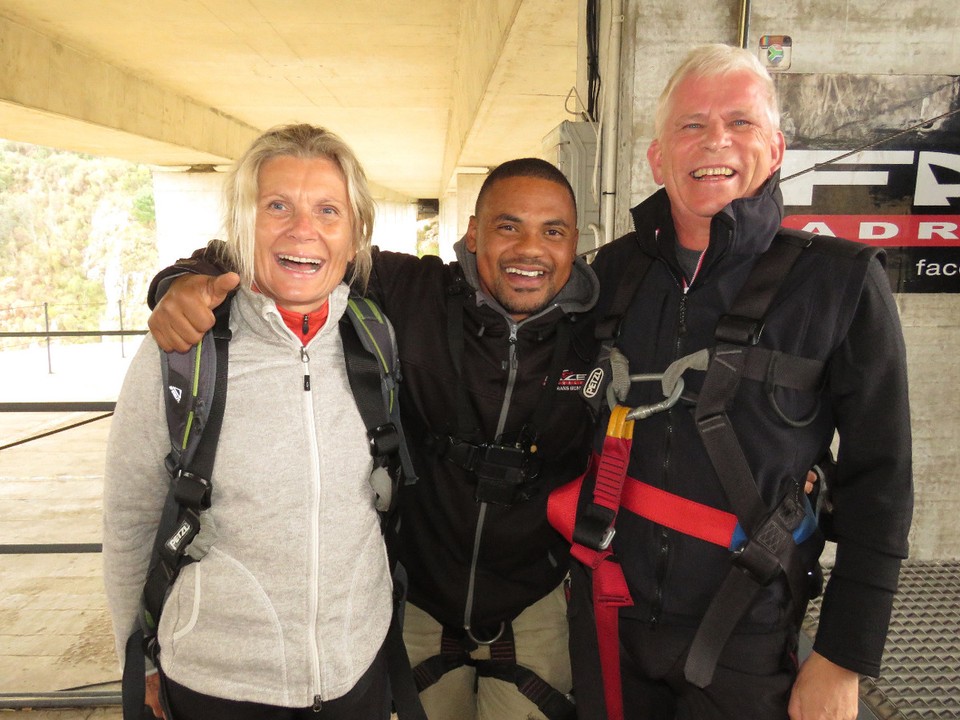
[546,463,589,543]
[592,405,635,515]
[586,552,632,720]
[547,407,636,720]
[620,478,738,549]
[548,466,740,551]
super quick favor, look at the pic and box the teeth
[692,167,734,178]
[506,267,544,278]
[278,254,322,265]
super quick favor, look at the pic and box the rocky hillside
[0,141,157,346]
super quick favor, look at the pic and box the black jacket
[368,243,599,630]
[589,176,912,676]
[149,241,600,632]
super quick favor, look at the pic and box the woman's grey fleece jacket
[103,284,393,707]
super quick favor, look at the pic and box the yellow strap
[606,404,635,441]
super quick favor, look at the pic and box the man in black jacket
[146,158,599,720]
[563,44,912,720]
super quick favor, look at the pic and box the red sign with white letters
[782,148,960,292]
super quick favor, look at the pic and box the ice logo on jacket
[557,370,588,392]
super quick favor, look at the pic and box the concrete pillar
[151,170,224,269]
[372,201,418,255]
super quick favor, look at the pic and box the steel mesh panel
[803,560,960,720]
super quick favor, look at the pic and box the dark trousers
[162,641,391,720]
[568,562,798,720]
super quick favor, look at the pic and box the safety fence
[1,299,146,377]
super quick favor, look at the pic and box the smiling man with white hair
[559,43,913,720]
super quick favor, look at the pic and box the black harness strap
[476,624,576,720]
[685,233,815,688]
[594,238,656,343]
[340,310,426,720]
[339,315,401,473]
[123,301,232,720]
[574,243,655,548]
[413,623,576,720]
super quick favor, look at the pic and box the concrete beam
[0,15,258,165]
[440,0,577,192]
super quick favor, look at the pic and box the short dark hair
[475,158,577,222]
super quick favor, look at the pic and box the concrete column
[152,170,224,269]
[436,172,487,262]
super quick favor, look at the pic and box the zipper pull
[312,695,322,712]
[505,323,519,370]
[302,313,309,337]
[300,346,310,391]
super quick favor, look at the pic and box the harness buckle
[731,496,799,586]
[172,471,212,511]
[368,422,400,458]
[474,444,528,505]
[715,314,764,346]
[573,504,617,551]
[731,537,782,586]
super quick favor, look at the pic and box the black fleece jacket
[589,176,913,676]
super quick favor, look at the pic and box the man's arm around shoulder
[148,241,237,352]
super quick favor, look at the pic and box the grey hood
[453,238,600,324]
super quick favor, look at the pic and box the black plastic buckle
[732,537,781,586]
[474,444,527,505]
[173,472,212,510]
[715,314,764,346]
[573,504,616,551]
[368,423,400,458]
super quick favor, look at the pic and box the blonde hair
[653,43,780,138]
[219,124,375,291]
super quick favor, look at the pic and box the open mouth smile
[505,267,546,278]
[691,166,735,179]
[277,253,324,273]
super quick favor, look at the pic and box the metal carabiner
[625,374,685,421]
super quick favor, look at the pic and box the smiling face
[647,68,785,248]
[466,175,579,321]
[252,155,356,313]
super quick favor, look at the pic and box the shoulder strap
[714,230,811,346]
[685,231,817,688]
[144,299,232,627]
[123,298,232,720]
[339,294,416,511]
[580,238,655,416]
[595,236,655,343]
[339,296,428,720]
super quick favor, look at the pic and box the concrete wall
[608,0,960,559]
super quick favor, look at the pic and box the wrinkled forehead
[657,68,780,135]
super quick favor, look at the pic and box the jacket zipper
[301,345,325,709]
[463,322,520,633]
[651,276,691,624]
